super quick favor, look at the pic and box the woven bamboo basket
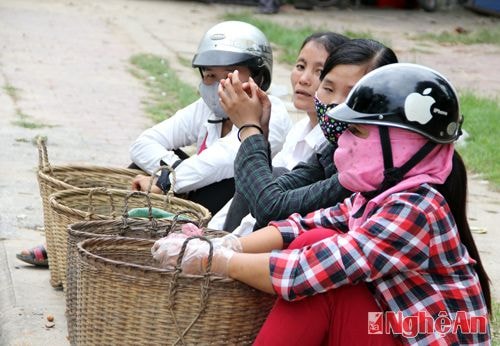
[76,236,275,345]
[36,137,143,287]
[65,202,213,345]
[50,188,211,290]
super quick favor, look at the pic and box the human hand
[253,78,271,140]
[212,233,243,253]
[152,233,213,274]
[131,174,162,194]
[152,233,235,276]
[218,70,263,128]
[180,223,242,252]
[181,223,204,237]
[182,223,242,252]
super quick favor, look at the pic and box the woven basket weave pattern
[50,188,210,290]
[36,138,211,288]
[76,237,275,345]
[36,137,143,287]
[66,218,216,345]
[38,166,142,287]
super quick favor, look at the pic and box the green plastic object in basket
[127,207,191,220]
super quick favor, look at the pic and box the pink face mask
[334,125,453,195]
[334,126,384,193]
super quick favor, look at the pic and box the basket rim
[37,166,142,191]
[38,170,76,190]
[67,218,175,239]
[39,164,143,175]
[77,236,234,282]
[49,187,211,221]
[68,220,227,241]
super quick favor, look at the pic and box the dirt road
[0,0,499,344]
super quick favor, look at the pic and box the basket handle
[37,136,52,173]
[165,209,204,235]
[148,165,176,199]
[120,191,158,234]
[169,236,213,345]
[87,188,116,219]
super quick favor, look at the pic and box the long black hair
[435,151,491,313]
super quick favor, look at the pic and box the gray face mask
[198,82,229,121]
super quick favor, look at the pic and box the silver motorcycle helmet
[192,21,273,91]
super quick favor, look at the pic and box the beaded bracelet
[237,124,263,142]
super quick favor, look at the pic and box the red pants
[254,228,401,346]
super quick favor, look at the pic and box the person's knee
[288,227,338,249]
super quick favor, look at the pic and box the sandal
[16,244,49,267]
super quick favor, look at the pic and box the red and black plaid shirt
[269,184,490,345]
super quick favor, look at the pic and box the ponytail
[435,151,491,313]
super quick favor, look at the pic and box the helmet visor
[326,103,375,124]
[192,51,260,68]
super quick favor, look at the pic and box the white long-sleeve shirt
[271,117,326,170]
[130,96,291,194]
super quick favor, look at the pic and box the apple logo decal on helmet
[404,87,436,125]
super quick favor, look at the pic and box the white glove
[212,233,242,253]
[181,223,204,237]
[152,232,235,276]
[181,223,242,253]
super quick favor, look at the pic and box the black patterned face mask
[314,94,348,144]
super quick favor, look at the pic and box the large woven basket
[36,137,143,287]
[66,215,218,346]
[50,188,211,290]
[76,236,275,345]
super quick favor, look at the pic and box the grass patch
[178,55,193,69]
[4,82,51,129]
[222,12,379,65]
[12,119,45,129]
[129,53,198,123]
[457,92,500,188]
[12,110,51,129]
[342,30,374,40]
[4,84,19,102]
[492,300,500,345]
[416,27,500,46]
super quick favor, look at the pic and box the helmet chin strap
[354,126,437,218]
